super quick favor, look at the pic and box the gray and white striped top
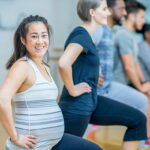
[6,57,64,150]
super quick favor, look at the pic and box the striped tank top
[6,57,64,150]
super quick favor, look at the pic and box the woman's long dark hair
[6,15,52,69]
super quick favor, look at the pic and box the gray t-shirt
[113,26,139,84]
[138,41,150,81]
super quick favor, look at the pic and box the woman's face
[92,0,110,25]
[22,22,49,58]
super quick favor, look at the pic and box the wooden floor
[86,126,150,150]
[0,125,150,150]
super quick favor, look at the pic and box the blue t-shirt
[59,26,99,115]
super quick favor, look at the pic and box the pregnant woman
[0,15,101,150]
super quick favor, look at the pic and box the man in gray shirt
[113,1,150,95]
[113,0,150,139]
[138,24,150,82]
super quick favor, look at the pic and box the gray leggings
[100,81,148,115]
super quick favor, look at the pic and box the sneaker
[139,139,150,148]
[146,137,150,145]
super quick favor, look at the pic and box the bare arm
[0,61,37,150]
[135,59,146,83]
[0,61,28,140]
[58,43,91,97]
[121,54,144,92]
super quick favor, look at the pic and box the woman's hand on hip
[11,134,37,150]
[69,82,91,97]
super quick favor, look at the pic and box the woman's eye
[42,35,48,38]
[32,35,38,39]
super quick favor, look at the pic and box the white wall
[0,0,81,91]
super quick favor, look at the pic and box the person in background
[112,0,150,144]
[113,0,149,95]
[58,0,147,149]
[92,0,149,147]
[138,24,150,82]
[93,0,148,116]
[138,24,150,146]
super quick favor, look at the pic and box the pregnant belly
[15,109,64,144]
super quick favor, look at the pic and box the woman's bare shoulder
[11,57,30,70]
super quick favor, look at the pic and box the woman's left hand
[97,74,104,87]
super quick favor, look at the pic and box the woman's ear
[20,37,25,45]
[89,9,95,17]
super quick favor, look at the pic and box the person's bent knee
[136,111,147,134]
[135,93,148,114]
[125,111,147,141]
[138,112,147,126]
[142,95,149,114]
[85,141,102,150]
[129,109,147,130]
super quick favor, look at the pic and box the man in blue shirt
[92,0,148,129]
[93,0,150,146]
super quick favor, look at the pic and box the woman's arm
[58,43,91,97]
[0,61,27,140]
[0,60,37,149]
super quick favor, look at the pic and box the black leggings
[52,133,102,150]
[61,96,147,141]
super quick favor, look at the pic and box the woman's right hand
[69,82,91,97]
[12,134,37,150]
